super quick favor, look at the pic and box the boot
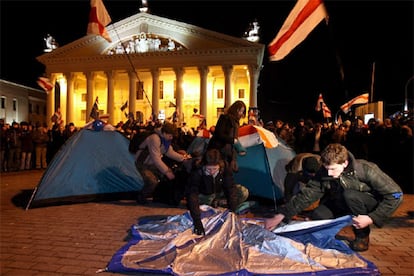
[349,226,370,252]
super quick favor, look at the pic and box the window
[238,89,245,99]
[217,89,224,99]
[29,103,33,113]
[159,80,164,99]
[13,99,17,111]
[1,97,5,109]
[136,81,144,100]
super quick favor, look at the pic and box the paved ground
[1,170,413,276]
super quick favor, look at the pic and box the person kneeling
[185,148,249,235]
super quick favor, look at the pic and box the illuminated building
[37,11,264,129]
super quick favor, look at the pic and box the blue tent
[26,128,144,209]
[234,124,296,200]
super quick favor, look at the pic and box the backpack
[128,130,155,154]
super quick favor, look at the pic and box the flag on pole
[340,93,369,113]
[120,101,128,111]
[37,77,53,93]
[90,97,100,120]
[87,0,112,42]
[315,93,332,118]
[268,0,328,61]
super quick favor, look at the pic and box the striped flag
[340,93,369,113]
[238,125,279,149]
[87,0,112,42]
[268,0,328,61]
[315,93,332,118]
[90,97,100,120]
[37,77,53,93]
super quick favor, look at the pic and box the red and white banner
[37,77,53,93]
[340,93,369,113]
[239,125,279,149]
[268,0,328,61]
[315,93,332,118]
[87,0,112,42]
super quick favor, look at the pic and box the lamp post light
[404,75,414,117]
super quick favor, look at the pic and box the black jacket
[186,165,238,222]
[279,152,403,227]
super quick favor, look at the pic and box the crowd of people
[0,120,79,172]
[1,102,412,252]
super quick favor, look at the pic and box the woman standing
[207,100,246,173]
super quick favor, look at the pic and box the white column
[222,65,233,109]
[198,66,209,119]
[85,71,95,123]
[248,64,260,108]
[105,70,115,125]
[128,70,137,117]
[151,68,160,117]
[64,72,74,124]
[46,74,57,127]
[173,67,185,126]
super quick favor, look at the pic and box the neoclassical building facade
[37,11,265,129]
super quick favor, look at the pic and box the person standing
[6,122,21,171]
[19,122,33,170]
[264,143,403,252]
[207,100,247,173]
[32,123,50,169]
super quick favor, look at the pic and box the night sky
[1,0,413,123]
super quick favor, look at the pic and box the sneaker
[349,236,369,252]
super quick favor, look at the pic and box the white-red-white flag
[87,0,112,42]
[340,93,369,113]
[315,93,332,118]
[268,0,328,61]
[37,77,53,93]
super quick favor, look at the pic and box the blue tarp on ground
[105,207,379,275]
[26,129,144,208]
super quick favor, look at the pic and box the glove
[193,219,205,236]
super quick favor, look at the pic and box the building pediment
[37,11,264,73]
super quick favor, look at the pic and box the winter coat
[207,114,239,163]
[135,129,185,175]
[279,152,403,227]
[186,165,238,222]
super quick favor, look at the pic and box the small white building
[0,79,47,126]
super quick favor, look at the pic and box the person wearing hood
[264,143,403,252]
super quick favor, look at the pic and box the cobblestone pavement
[1,170,413,275]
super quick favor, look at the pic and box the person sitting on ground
[135,122,191,204]
[186,148,249,235]
[264,143,403,252]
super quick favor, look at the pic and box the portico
[38,11,264,129]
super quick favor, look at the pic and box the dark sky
[1,0,413,123]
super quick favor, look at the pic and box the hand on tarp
[193,219,205,236]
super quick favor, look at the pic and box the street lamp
[404,75,414,116]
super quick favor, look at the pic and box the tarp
[105,206,379,275]
[235,125,296,200]
[26,128,144,209]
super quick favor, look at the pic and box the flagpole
[370,62,375,103]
